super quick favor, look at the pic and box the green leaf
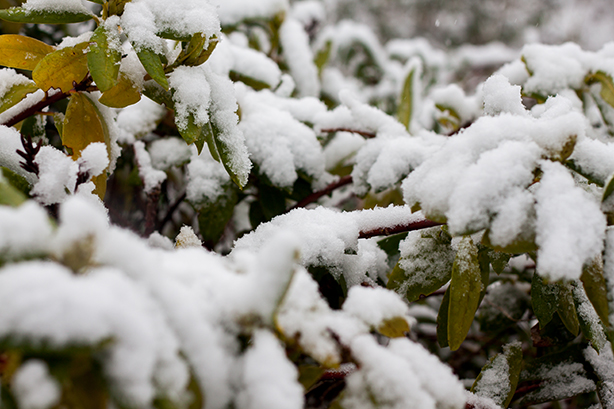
[377,232,408,257]
[572,281,608,353]
[33,42,89,93]
[603,171,614,203]
[298,365,325,392]
[314,40,332,76]
[471,342,523,408]
[531,274,559,328]
[531,274,580,336]
[229,71,271,90]
[387,227,454,303]
[580,258,610,327]
[0,177,27,206]
[397,63,417,130]
[87,24,121,92]
[194,183,238,246]
[586,71,614,109]
[2,167,31,196]
[0,7,94,24]
[205,119,249,189]
[177,113,205,154]
[447,236,483,351]
[136,47,169,90]
[0,34,54,70]
[142,80,174,108]
[436,286,450,348]
[377,316,410,338]
[0,82,39,114]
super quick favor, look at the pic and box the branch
[287,175,353,212]
[358,218,443,239]
[320,128,376,139]
[156,191,187,232]
[1,78,96,128]
[144,186,161,237]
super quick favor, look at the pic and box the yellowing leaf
[377,316,411,338]
[397,64,416,130]
[586,71,614,109]
[33,42,89,93]
[87,24,121,92]
[63,92,110,199]
[0,34,54,70]
[0,7,94,24]
[0,178,27,207]
[0,81,39,114]
[98,73,141,108]
[448,236,482,351]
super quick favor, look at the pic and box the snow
[169,65,212,131]
[121,0,220,53]
[77,142,109,178]
[214,0,288,26]
[12,360,61,409]
[134,141,167,193]
[174,225,202,248]
[116,97,167,144]
[235,330,303,409]
[186,149,230,204]
[482,74,527,116]
[279,17,320,97]
[149,137,192,171]
[342,286,411,329]
[22,0,91,14]
[31,146,78,205]
[0,201,52,259]
[534,160,606,280]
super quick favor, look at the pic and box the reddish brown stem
[287,175,353,212]
[144,187,161,237]
[320,128,376,139]
[1,78,96,128]
[358,218,443,239]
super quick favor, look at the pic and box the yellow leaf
[63,93,110,199]
[98,73,141,108]
[377,316,411,338]
[0,34,54,70]
[33,42,89,93]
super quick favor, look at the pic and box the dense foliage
[1,1,614,408]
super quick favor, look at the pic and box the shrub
[0,1,614,409]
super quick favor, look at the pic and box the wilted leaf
[0,7,94,24]
[98,73,141,108]
[586,71,614,109]
[0,82,39,114]
[377,316,410,338]
[0,34,54,70]
[136,47,169,89]
[87,24,121,92]
[33,42,89,93]
[471,342,523,408]
[448,236,482,351]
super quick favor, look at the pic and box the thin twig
[358,218,443,239]
[144,187,161,237]
[320,128,377,138]
[1,77,95,128]
[287,175,353,212]
[156,191,187,232]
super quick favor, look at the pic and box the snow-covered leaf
[471,342,523,408]
[448,236,482,351]
[0,7,94,24]
[87,23,121,93]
